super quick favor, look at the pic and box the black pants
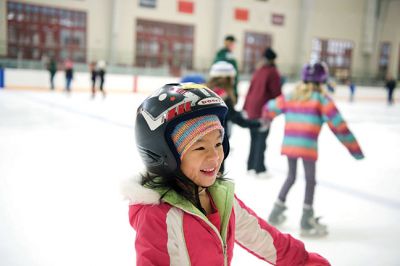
[278,157,316,206]
[247,128,269,173]
[98,70,105,91]
[388,88,394,104]
[50,72,55,89]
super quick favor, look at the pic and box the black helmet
[135,83,230,176]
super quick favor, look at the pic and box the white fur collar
[120,175,161,205]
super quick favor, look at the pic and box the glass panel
[44,26,56,48]
[313,38,353,80]
[135,19,193,71]
[243,32,273,74]
[6,2,87,61]
[73,49,85,62]
[60,29,72,46]
[7,25,17,43]
[73,31,85,48]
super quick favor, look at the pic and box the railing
[0,50,392,86]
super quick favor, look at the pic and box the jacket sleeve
[233,196,330,266]
[267,69,282,100]
[130,205,171,266]
[262,94,285,120]
[320,95,364,159]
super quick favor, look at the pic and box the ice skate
[268,201,287,226]
[256,171,272,179]
[300,208,328,237]
[247,169,257,177]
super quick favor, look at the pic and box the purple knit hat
[301,62,328,83]
[171,115,224,159]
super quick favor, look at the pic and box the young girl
[207,61,261,173]
[122,82,330,265]
[263,62,364,237]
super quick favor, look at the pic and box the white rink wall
[3,68,180,94]
[2,68,394,102]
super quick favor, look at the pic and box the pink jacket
[122,178,330,266]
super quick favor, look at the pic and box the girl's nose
[207,147,220,161]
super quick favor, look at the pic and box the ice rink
[1,85,400,266]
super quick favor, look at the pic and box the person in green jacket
[214,35,239,102]
[47,57,57,90]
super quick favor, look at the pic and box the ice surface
[0,86,399,266]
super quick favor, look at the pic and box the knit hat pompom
[171,115,224,159]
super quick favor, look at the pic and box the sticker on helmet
[181,83,208,90]
[198,97,223,105]
[158,93,167,101]
[141,91,199,131]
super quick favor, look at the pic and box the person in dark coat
[64,59,74,94]
[243,47,282,178]
[96,60,107,98]
[89,61,97,98]
[385,74,397,105]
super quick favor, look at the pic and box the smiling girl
[122,83,330,266]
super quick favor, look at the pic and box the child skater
[263,62,364,237]
[207,62,262,136]
[207,61,261,172]
[122,82,330,265]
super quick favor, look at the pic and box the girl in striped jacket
[125,83,330,265]
[263,62,364,237]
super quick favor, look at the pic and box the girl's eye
[216,142,222,147]
[194,146,205,151]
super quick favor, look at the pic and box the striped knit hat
[171,115,224,159]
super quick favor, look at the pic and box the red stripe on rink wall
[133,75,138,93]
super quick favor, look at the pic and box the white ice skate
[300,214,328,237]
[268,201,287,226]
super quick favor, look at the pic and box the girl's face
[180,129,224,188]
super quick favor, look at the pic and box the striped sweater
[263,91,364,161]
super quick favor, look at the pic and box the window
[311,38,353,81]
[135,19,194,76]
[6,1,87,63]
[243,31,272,74]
